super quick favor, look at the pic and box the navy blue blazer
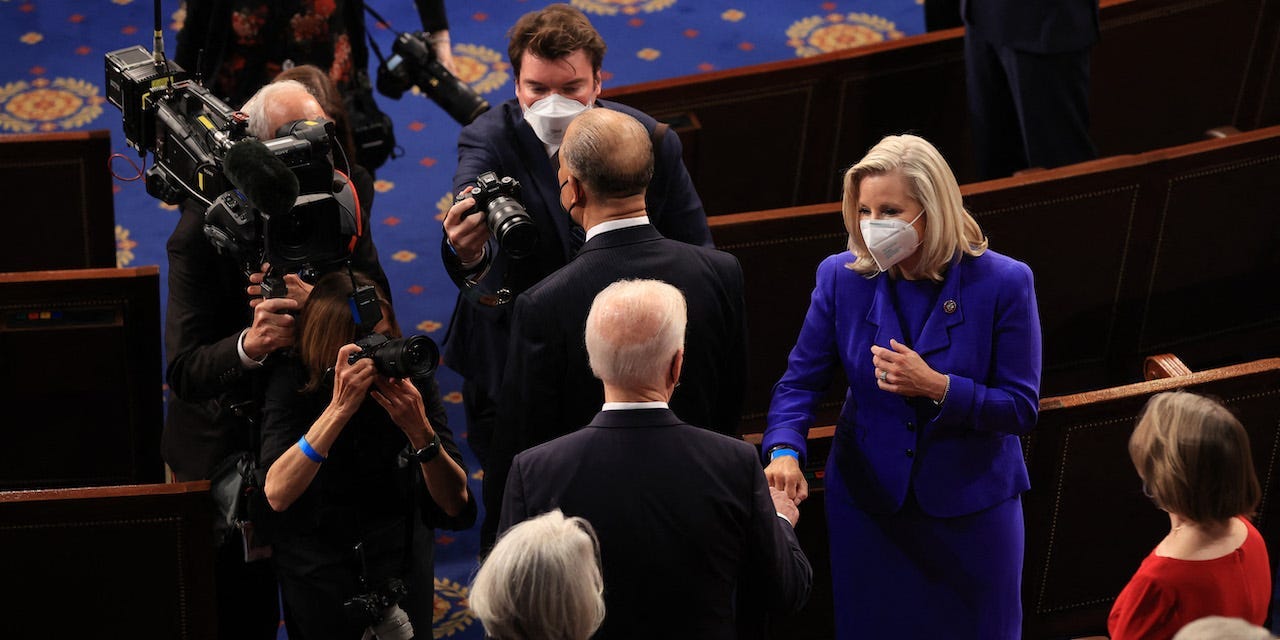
[443,98,711,396]
[763,250,1042,517]
[503,408,812,639]
[499,223,747,451]
[963,0,1099,54]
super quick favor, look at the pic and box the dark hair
[1129,391,1261,524]
[507,4,606,78]
[296,271,398,393]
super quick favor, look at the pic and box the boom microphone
[224,139,300,219]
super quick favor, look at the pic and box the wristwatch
[407,433,442,464]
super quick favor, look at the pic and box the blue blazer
[443,98,711,396]
[763,250,1042,517]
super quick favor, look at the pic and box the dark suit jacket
[163,167,388,480]
[502,408,812,640]
[443,99,711,398]
[500,222,746,448]
[486,223,746,540]
[962,0,1099,53]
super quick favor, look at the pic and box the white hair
[240,79,312,140]
[469,510,605,640]
[585,279,687,389]
[1172,617,1276,640]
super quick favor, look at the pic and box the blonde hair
[1129,391,1260,524]
[470,510,605,640]
[842,134,987,281]
[295,271,398,393]
[585,279,687,389]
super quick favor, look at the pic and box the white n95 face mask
[860,210,924,272]
[523,94,590,146]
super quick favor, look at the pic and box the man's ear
[669,348,685,388]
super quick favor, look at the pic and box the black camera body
[376,31,490,126]
[343,578,413,640]
[106,44,360,278]
[457,172,538,259]
[347,333,440,379]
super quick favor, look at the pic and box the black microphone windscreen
[224,139,300,219]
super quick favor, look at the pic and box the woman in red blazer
[762,134,1042,639]
[1109,391,1270,640]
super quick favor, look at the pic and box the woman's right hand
[765,455,809,503]
[331,344,376,416]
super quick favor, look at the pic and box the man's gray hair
[585,279,687,389]
[240,80,311,140]
[470,509,605,640]
[561,108,654,198]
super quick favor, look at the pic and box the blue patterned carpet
[0,1,922,636]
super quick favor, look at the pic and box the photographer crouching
[260,271,474,640]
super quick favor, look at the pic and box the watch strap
[408,432,442,463]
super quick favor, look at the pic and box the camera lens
[371,335,439,378]
[485,196,537,259]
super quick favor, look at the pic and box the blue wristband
[770,447,800,462]
[298,436,326,463]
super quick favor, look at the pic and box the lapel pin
[943,299,957,314]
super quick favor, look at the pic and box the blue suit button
[906,422,915,432]
[905,448,915,458]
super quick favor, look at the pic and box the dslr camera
[347,333,440,379]
[377,31,490,126]
[456,171,538,259]
[344,277,438,379]
[343,578,413,640]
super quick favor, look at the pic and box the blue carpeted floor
[0,1,923,636]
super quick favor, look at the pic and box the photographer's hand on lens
[332,344,378,417]
[765,455,809,504]
[371,376,435,444]
[870,339,949,402]
[243,297,301,360]
[443,196,490,265]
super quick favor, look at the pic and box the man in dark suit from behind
[501,279,812,639]
[484,107,747,546]
[440,3,711,479]
[963,0,1100,179]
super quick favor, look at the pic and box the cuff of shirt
[237,329,267,369]
[453,242,487,271]
[776,512,794,527]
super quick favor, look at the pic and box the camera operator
[441,3,712,483]
[176,0,455,108]
[163,79,391,639]
[260,271,474,640]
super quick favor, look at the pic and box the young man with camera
[439,4,713,547]
[162,80,391,639]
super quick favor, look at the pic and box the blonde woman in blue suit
[763,134,1042,639]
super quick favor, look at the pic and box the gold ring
[879,369,888,382]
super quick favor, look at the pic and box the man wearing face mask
[440,3,712,477]
[487,108,746,549]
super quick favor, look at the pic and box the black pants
[214,536,280,640]
[965,33,1097,180]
